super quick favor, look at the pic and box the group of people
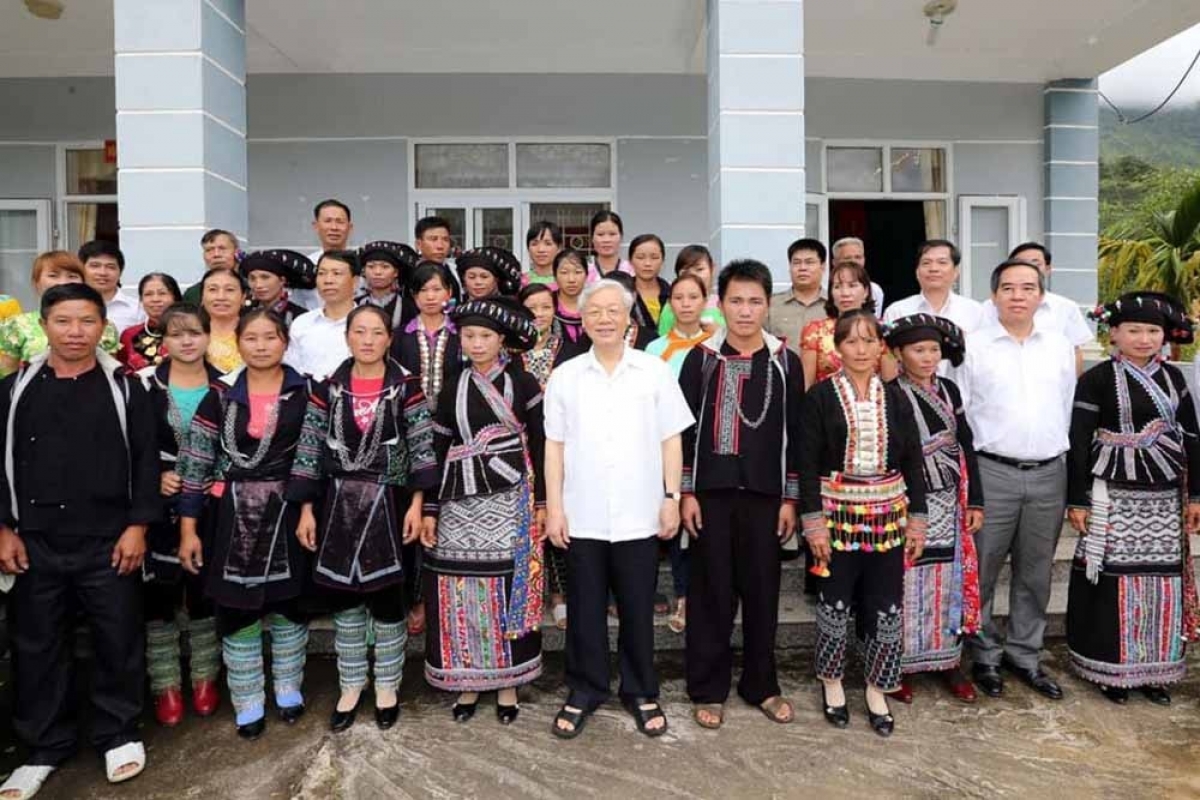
[0,197,1197,800]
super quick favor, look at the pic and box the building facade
[1,0,1198,313]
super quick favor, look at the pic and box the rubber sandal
[624,697,668,737]
[0,765,55,800]
[104,741,146,784]
[692,703,723,729]
[552,603,567,630]
[667,600,686,634]
[551,704,588,739]
[757,696,795,724]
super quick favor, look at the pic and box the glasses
[583,305,625,321]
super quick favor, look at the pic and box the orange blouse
[800,317,883,384]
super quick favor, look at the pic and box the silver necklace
[223,397,280,470]
[329,384,389,472]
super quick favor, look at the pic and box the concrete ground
[4,646,1200,800]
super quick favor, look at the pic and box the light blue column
[1043,78,1099,307]
[707,0,805,283]
[114,0,247,283]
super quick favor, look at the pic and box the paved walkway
[5,647,1200,799]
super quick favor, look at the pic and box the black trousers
[815,547,905,691]
[686,491,782,705]
[10,532,144,766]
[565,536,659,710]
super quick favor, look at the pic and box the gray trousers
[968,455,1066,670]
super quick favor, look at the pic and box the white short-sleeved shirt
[981,291,1093,347]
[544,345,695,543]
[957,323,1076,461]
[285,307,351,381]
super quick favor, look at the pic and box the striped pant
[334,605,408,693]
[146,616,220,694]
[222,613,308,722]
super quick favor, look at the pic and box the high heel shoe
[821,684,849,729]
[330,694,362,733]
[452,701,478,723]
[236,717,265,740]
[375,704,400,730]
[865,692,894,738]
[497,704,520,725]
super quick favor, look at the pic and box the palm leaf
[1168,179,1200,251]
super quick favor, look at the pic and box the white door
[417,200,520,261]
[958,196,1025,301]
[0,200,51,311]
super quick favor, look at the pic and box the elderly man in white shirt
[981,242,1092,374]
[958,258,1075,703]
[286,250,356,381]
[544,278,694,740]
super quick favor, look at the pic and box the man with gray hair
[831,236,886,311]
[544,279,694,740]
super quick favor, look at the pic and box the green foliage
[1100,105,1200,169]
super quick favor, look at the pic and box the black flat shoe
[972,664,1004,698]
[865,694,894,738]
[330,696,362,732]
[1099,685,1128,705]
[1001,658,1063,701]
[237,717,266,740]
[375,704,400,730]
[278,703,306,725]
[452,702,478,723]
[497,704,520,725]
[1141,686,1172,706]
[820,685,849,729]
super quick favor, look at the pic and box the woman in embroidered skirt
[421,296,546,725]
[799,309,927,737]
[138,303,227,727]
[177,308,312,740]
[289,305,438,732]
[390,260,462,637]
[884,313,983,704]
[519,283,583,630]
[1066,291,1200,706]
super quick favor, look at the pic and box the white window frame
[55,141,119,248]
[0,199,53,253]
[805,194,829,244]
[408,137,618,264]
[958,195,1026,298]
[822,139,955,238]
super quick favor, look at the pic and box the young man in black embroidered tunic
[679,260,804,729]
[0,284,160,797]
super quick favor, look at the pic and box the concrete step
[305,532,1200,655]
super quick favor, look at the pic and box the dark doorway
[829,200,930,313]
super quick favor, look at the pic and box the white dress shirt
[957,323,1076,460]
[981,291,1093,347]
[285,307,351,381]
[883,290,985,333]
[870,282,885,314]
[544,345,694,543]
[107,289,146,333]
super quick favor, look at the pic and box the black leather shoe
[497,704,520,725]
[1099,685,1128,704]
[279,703,306,724]
[865,694,894,738]
[820,685,849,729]
[452,702,477,723]
[972,664,1004,698]
[375,703,400,730]
[1001,659,1063,700]
[330,696,361,733]
[1141,686,1171,706]
[237,717,266,740]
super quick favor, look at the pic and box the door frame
[958,195,1026,298]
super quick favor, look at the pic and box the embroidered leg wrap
[372,619,408,693]
[815,600,852,681]
[186,616,221,684]
[863,605,904,691]
[146,620,182,694]
[269,613,308,708]
[333,606,370,693]
[223,621,265,725]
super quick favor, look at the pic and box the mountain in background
[1101,103,1200,168]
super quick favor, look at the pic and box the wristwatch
[664,491,681,501]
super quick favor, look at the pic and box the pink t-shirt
[349,375,385,432]
[247,392,278,439]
